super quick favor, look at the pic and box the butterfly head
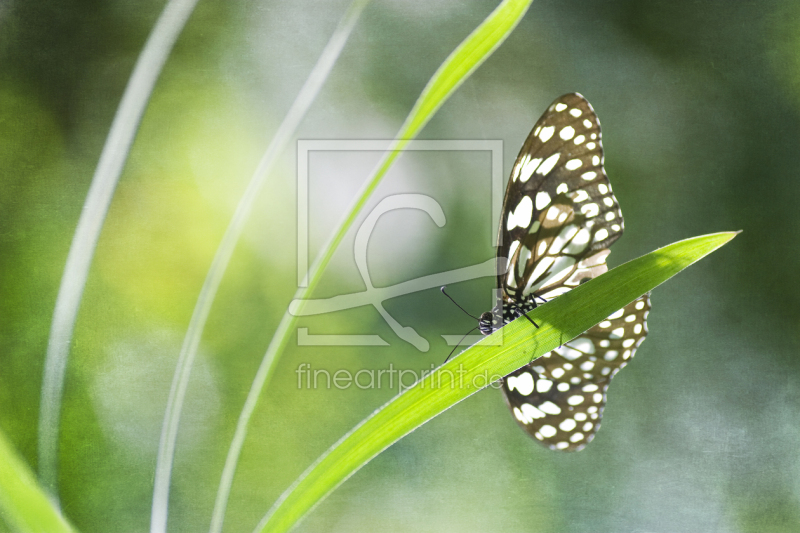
[478,311,497,335]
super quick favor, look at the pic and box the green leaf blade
[398,0,533,142]
[0,429,77,533]
[255,231,738,533]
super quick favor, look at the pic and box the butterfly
[478,93,650,451]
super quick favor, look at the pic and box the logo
[290,139,506,351]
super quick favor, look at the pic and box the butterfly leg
[522,313,539,329]
[517,299,539,329]
[510,304,539,329]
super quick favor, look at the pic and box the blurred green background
[1,0,799,531]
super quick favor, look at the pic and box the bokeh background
[2,0,799,531]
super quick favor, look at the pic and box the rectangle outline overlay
[296,139,505,287]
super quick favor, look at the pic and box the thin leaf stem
[38,0,200,499]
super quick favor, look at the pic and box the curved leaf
[0,429,77,533]
[254,232,738,533]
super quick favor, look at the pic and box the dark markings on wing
[479,93,651,451]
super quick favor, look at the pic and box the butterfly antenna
[440,286,479,321]
[443,326,478,363]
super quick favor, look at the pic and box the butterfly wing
[495,93,650,450]
[497,93,623,303]
[502,295,650,450]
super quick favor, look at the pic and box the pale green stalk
[212,0,533,531]
[38,0,200,498]
[143,1,374,532]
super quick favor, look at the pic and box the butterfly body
[484,93,650,451]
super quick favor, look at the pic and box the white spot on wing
[539,401,561,415]
[581,203,599,218]
[565,159,582,170]
[521,403,545,420]
[563,228,591,254]
[528,256,576,293]
[559,346,583,361]
[537,240,548,257]
[527,256,554,290]
[569,338,595,354]
[512,154,529,182]
[507,196,533,230]
[518,157,542,183]
[559,419,577,431]
[536,153,560,175]
[539,126,555,142]
[535,191,551,211]
[539,424,557,438]
[507,372,535,396]
[567,395,584,406]
[570,432,585,443]
[559,126,575,140]
[517,246,531,278]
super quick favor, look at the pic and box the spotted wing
[502,295,651,451]
[494,93,650,450]
[498,93,624,303]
